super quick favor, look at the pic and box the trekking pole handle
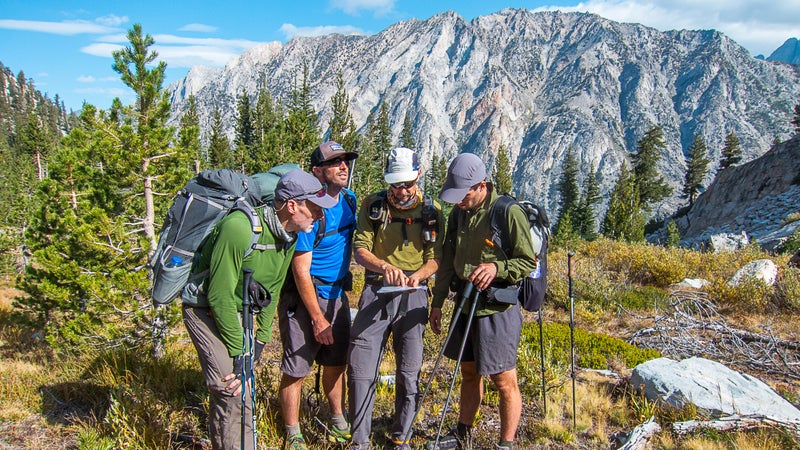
[567,251,575,279]
[242,269,254,332]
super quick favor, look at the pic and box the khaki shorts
[278,287,351,377]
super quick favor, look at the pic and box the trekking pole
[538,306,547,417]
[241,268,257,450]
[433,285,481,449]
[399,282,474,443]
[567,251,576,431]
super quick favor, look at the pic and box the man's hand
[429,307,443,334]
[312,315,334,345]
[223,354,247,396]
[382,264,409,286]
[469,262,498,291]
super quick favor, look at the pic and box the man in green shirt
[348,147,444,449]
[183,170,336,450]
[429,153,537,450]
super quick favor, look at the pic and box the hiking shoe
[391,439,411,450]
[287,433,308,450]
[426,430,466,450]
[495,441,518,450]
[348,444,371,450]
[327,423,352,443]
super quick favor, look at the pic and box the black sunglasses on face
[320,157,348,167]
[390,180,416,189]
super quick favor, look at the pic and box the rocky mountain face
[767,38,800,65]
[669,135,800,251]
[167,9,800,221]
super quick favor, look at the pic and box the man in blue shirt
[278,141,358,450]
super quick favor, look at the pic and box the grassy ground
[1,239,799,449]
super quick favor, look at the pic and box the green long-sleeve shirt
[193,206,296,356]
[431,187,538,316]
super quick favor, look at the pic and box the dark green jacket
[431,187,538,316]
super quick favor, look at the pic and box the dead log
[673,414,800,437]
[617,416,661,450]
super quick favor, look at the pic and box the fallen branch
[617,416,661,450]
[673,414,800,437]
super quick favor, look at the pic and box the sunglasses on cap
[390,180,417,189]
[291,184,328,201]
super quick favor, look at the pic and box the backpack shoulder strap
[489,195,517,256]
[229,200,267,257]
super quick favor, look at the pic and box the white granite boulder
[728,259,778,287]
[630,357,800,422]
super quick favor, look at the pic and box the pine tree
[285,63,320,167]
[208,105,233,169]
[554,147,580,237]
[602,164,645,242]
[253,86,285,170]
[351,108,387,201]
[793,103,800,135]
[683,134,710,207]
[328,71,359,153]
[632,125,671,207]
[424,151,448,199]
[666,220,680,247]
[719,131,742,170]
[492,144,513,195]
[21,24,193,350]
[400,112,415,149]
[178,95,202,173]
[574,164,601,240]
[234,91,256,173]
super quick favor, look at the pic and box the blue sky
[1,0,797,111]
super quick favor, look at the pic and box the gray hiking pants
[183,305,255,450]
[347,283,428,445]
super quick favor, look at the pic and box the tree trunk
[142,158,157,255]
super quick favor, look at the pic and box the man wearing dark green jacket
[183,170,336,450]
[429,153,538,450]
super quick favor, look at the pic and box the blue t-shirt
[294,189,356,299]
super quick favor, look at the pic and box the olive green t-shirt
[353,192,444,272]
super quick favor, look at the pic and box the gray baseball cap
[439,153,487,203]
[274,170,337,208]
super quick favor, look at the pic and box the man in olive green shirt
[348,147,444,449]
[183,170,336,450]
[429,153,537,450]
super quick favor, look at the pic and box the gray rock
[669,278,709,290]
[631,357,800,422]
[728,259,778,287]
[709,231,750,252]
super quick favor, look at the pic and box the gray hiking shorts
[279,287,351,377]
[444,301,522,375]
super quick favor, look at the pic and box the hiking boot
[426,427,470,450]
[348,443,371,450]
[287,433,308,450]
[495,441,518,450]
[327,423,352,443]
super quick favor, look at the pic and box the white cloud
[77,75,96,83]
[95,15,128,27]
[534,0,800,56]
[75,86,128,97]
[280,23,364,40]
[81,42,125,58]
[0,19,118,35]
[329,0,395,16]
[179,23,218,33]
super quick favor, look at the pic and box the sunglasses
[390,180,417,189]
[319,157,349,167]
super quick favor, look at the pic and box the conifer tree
[253,86,285,170]
[492,144,513,195]
[554,147,580,237]
[574,164,601,240]
[22,24,192,350]
[424,151,448,199]
[234,91,256,173]
[208,106,232,168]
[400,112,415,149]
[793,103,800,135]
[328,71,359,154]
[351,108,387,201]
[719,131,742,170]
[285,63,320,167]
[602,164,645,242]
[632,125,671,207]
[178,94,202,172]
[683,134,710,207]
[666,220,680,247]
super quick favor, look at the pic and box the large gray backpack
[149,169,262,305]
